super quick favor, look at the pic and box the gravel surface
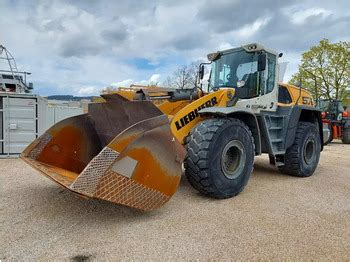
[1,141,349,261]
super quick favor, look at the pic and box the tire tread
[184,118,254,198]
[279,121,319,177]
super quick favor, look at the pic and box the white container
[47,105,83,128]
[0,92,46,156]
[0,93,84,157]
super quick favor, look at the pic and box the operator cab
[203,43,281,111]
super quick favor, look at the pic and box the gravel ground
[1,141,349,261]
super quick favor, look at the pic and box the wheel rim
[303,138,316,165]
[221,140,246,179]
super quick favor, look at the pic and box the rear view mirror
[258,53,266,71]
[199,65,205,80]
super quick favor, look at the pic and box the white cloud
[77,86,98,95]
[111,79,134,87]
[235,16,272,38]
[287,7,332,25]
[149,74,160,83]
[218,43,234,50]
[110,73,162,88]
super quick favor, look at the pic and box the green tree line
[289,39,349,101]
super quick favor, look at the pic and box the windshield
[209,50,261,99]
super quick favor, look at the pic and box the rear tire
[279,121,321,177]
[184,118,255,198]
[342,127,350,144]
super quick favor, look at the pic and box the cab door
[236,52,278,112]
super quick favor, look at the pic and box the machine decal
[302,97,313,105]
[174,97,218,130]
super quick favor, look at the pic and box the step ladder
[264,115,286,167]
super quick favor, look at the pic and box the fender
[199,107,262,155]
[285,105,323,151]
[169,89,234,144]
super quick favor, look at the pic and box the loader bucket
[21,94,185,211]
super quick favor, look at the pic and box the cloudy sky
[0,0,349,96]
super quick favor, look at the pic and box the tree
[290,39,350,100]
[173,65,192,89]
[162,76,174,88]
[187,61,203,88]
[148,81,159,87]
[162,60,204,89]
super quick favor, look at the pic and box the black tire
[342,127,350,144]
[324,123,333,145]
[279,121,321,177]
[184,118,255,198]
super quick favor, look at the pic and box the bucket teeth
[21,100,185,211]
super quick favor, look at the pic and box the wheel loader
[21,43,323,211]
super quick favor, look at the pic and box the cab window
[278,85,292,104]
[264,53,276,95]
[209,50,261,99]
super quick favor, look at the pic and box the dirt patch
[1,141,349,260]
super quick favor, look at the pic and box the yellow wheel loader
[21,43,323,210]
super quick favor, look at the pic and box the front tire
[279,121,321,177]
[184,118,255,198]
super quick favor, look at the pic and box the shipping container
[47,105,83,129]
[0,93,44,157]
[0,92,84,157]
